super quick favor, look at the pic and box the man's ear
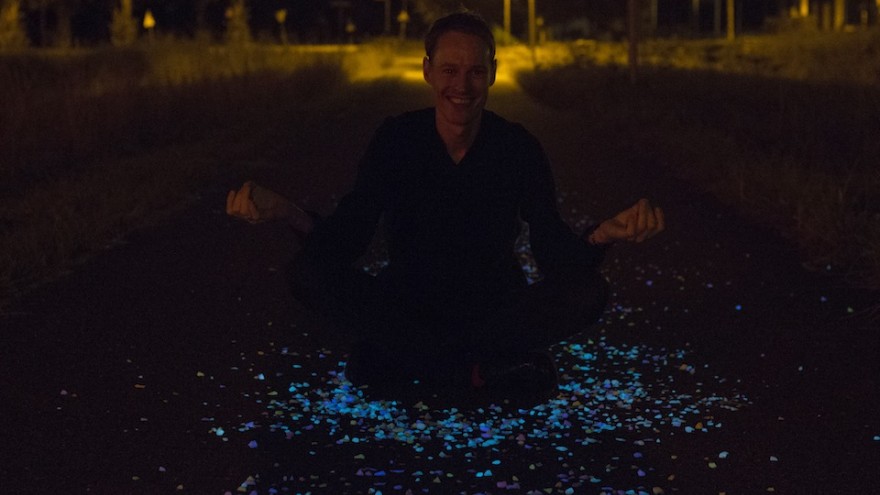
[489,59,497,86]
[423,56,431,83]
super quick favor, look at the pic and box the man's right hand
[226,181,315,234]
[226,181,292,224]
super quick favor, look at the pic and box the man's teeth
[450,97,472,104]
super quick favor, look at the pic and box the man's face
[423,31,496,129]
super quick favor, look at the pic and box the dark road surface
[2,79,878,495]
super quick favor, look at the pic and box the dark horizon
[14,0,821,47]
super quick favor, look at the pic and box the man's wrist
[586,225,611,246]
[287,204,316,235]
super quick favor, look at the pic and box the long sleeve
[518,130,606,281]
[298,119,392,271]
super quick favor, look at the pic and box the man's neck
[436,114,482,164]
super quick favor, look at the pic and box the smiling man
[227,11,664,403]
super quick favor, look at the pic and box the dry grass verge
[518,37,880,289]
[0,41,360,305]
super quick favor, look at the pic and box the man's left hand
[590,198,665,245]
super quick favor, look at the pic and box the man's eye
[443,68,455,75]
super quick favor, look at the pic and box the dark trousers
[287,254,609,385]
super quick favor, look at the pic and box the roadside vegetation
[520,31,880,289]
[0,41,353,304]
[1,30,878,306]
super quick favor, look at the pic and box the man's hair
[424,11,495,61]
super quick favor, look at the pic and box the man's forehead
[432,31,492,60]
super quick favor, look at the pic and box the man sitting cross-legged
[227,12,665,403]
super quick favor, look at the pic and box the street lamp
[528,0,536,47]
[503,0,511,39]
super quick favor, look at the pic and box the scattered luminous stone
[735,305,742,311]
[719,451,729,459]
[248,440,258,449]
[770,456,778,462]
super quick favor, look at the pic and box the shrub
[0,0,28,49]
[110,0,138,47]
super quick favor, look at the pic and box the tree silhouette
[110,0,137,46]
[224,0,251,44]
[0,0,29,49]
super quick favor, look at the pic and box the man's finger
[636,199,648,239]
[226,190,235,216]
[247,197,261,223]
[233,188,252,218]
[641,207,665,242]
[625,209,637,240]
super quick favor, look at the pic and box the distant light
[143,10,156,30]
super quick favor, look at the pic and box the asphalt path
[2,76,878,495]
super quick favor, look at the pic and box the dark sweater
[301,108,604,319]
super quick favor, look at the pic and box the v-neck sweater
[300,108,605,317]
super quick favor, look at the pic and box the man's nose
[453,72,474,90]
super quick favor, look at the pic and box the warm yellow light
[143,9,155,30]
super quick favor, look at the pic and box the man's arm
[226,181,315,235]
[587,198,665,246]
[519,132,664,277]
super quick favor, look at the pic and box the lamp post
[143,9,156,43]
[528,0,536,48]
[726,0,735,40]
[503,0,511,40]
[275,9,288,45]
[397,9,409,40]
[628,0,639,83]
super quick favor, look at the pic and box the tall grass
[0,41,348,191]
[0,41,355,304]
[518,42,880,287]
